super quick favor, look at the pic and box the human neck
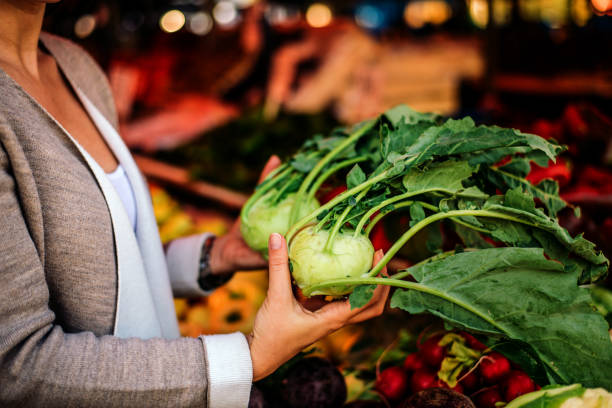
[0,0,46,78]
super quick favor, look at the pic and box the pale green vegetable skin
[241,192,320,253]
[505,384,612,408]
[289,226,374,296]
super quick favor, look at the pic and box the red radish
[502,371,535,402]
[403,353,426,372]
[420,335,446,368]
[459,370,479,391]
[459,331,487,351]
[410,368,438,393]
[376,366,409,401]
[474,387,503,408]
[478,352,511,384]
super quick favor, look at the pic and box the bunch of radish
[375,331,538,407]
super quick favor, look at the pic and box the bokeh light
[306,3,333,28]
[213,1,239,26]
[467,0,489,28]
[189,11,213,35]
[160,10,186,33]
[404,0,453,28]
[74,14,96,39]
[355,5,385,29]
[571,0,592,25]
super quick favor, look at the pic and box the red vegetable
[376,366,408,401]
[410,368,438,393]
[459,331,487,351]
[502,371,535,402]
[320,185,347,204]
[474,387,503,408]
[419,334,446,368]
[459,370,479,391]
[403,353,426,372]
[478,352,510,384]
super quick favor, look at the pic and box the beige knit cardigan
[0,33,213,407]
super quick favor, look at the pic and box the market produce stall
[38,1,612,406]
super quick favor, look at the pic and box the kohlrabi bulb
[289,226,374,296]
[241,191,320,254]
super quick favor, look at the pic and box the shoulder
[39,32,119,129]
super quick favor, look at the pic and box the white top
[106,164,137,230]
[71,89,253,408]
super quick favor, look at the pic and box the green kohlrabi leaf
[485,167,568,216]
[409,202,426,227]
[389,248,612,388]
[402,160,487,198]
[347,164,366,190]
[291,152,320,173]
[383,104,440,126]
[349,284,377,309]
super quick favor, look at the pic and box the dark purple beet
[401,388,476,408]
[249,385,270,408]
[281,357,347,408]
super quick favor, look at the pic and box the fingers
[347,250,390,322]
[258,155,282,184]
[267,233,292,302]
[315,250,390,327]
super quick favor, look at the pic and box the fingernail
[269,233,282,250]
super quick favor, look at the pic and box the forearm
[1,322,208,407]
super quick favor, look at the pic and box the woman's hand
[247,233,390,381]
[208,156,282,275]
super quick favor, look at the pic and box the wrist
[197,235,233,291]
[208,235,232,276]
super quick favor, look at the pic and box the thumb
[267,233,292,300]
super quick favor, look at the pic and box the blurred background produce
[41,0,612,405]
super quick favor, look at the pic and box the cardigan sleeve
[0,145,212,407]
[166,233,215,298]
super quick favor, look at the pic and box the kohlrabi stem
[272,173,301,204]
[289,119,376,225]
[241,166,294,224]
[323,187,371,252]
[364,201,439,236]
[315,210,335,232]
[306,156,370,203]
[366,209,538,278]
[286,169,391,242]
[302,277,503,331]
[353,187,482,237]
[354,192,419,237]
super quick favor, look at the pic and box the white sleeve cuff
[166,233,213,297]
[200,333,253,408]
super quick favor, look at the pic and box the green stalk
[271,173,301,204]
[301,274,564,383]
[301,277,503,333]
[367,209,537,278]
[315,210,335,232]
[286,169,391,242]
[363,201,439,236]
[289,120,376,225]
[323,187,371,252]
[306,156,370,203]
[241,166,294,224]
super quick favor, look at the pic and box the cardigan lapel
[77,89,179,339]
[36,33,179,339]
